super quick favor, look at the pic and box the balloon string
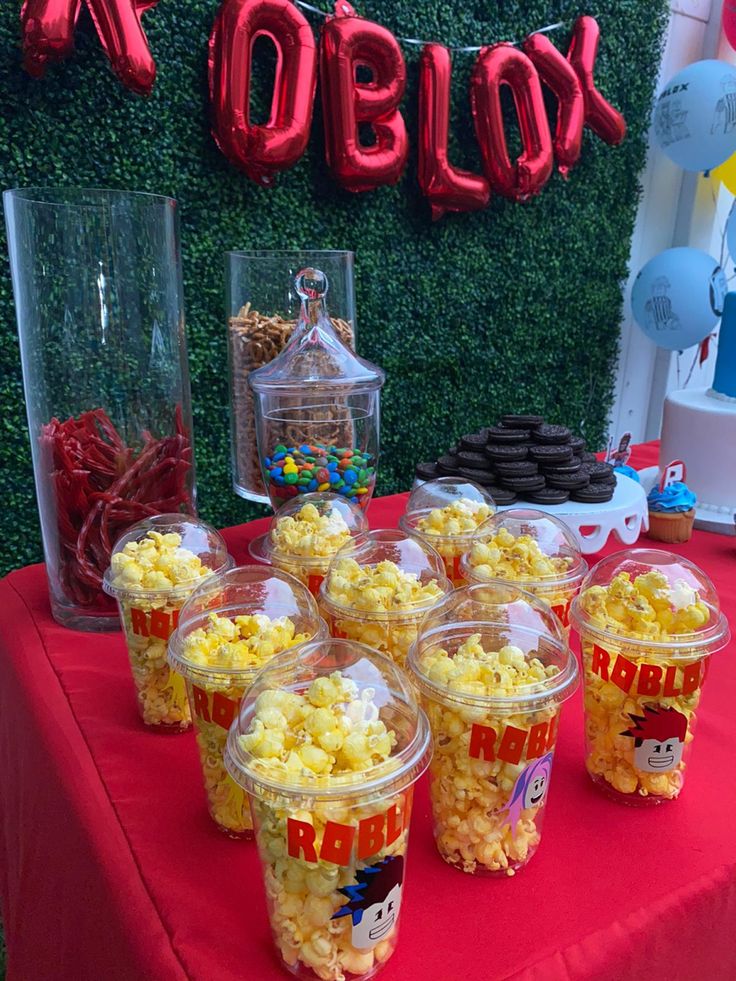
[293,2,566,50]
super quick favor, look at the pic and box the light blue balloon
[652,60,736,172]
[726,200,736,263]
[631,248,726,351]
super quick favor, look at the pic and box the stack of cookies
[415,414,616,506]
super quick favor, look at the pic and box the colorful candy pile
[264,444,375,508]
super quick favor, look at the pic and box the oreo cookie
[485,444,528,463]
[500,414,544,429]
[534,424,572,444]
[458,450,490,468]
[572,482,615,503]
[415,461,439,481]
[546,472,590,490]
[437,454,460,475]
[500,474,546,492]
[570,435,586,455]
[460,432,488,451]
[494,460,539,478]
[486,425,528,444]
[458,466,496,486]
[526,487,570,505]
[585,461,614,482]
[487,485,518,506]
[541,460,584,476]
[528,444,574,464]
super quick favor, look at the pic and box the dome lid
[248,267,384,394]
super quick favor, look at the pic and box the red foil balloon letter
[523,32,584,177]
[567,15,626,145]
[320,2,408,193]
[419,44,490,219]
[21,0,160,95]
[471,43,553,202]
[209,0,317,185]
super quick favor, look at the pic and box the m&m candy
[264,443,376,510]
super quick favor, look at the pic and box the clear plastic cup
[168,567,328,836]
[224,638,431,980]
[262,493,370,598]
[318,529,453,668]
[398,477,495,587]
[570,549,730,805]
[103,515,232,731]
[408,581,578,876]
[460,509,588,633]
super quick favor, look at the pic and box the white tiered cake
[658,291,736,531]
[659,389,736,525]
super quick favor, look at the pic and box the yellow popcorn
[417,498,493,537]
[320,556,449,667]
[109,531,214,730]
[412,635,565,876]
[574,568,714,801]
[405,498,493,586]
[270,502,352,558]
[233,669,414,980]
[462,519,586,632]
[466,528,571,581]
[173,611,315,837]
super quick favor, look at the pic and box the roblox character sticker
[332,855,404,950]
[502,752,553,837]
[712,75,736,135]
[654,98,690,146]
[645,277,680,333]
[622,705,688,773]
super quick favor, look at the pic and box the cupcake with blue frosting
[647,479,697,543]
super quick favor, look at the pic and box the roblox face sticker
[622,705,687,773]
[331,855,404,950]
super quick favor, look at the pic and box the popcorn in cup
[460,509,588,633]
[168,566,327,837]
[398,477,495,586]
[103,515,232,731]
[408,581,578,876]
[318,529,453,668]
[263,492,370,598]
[224,638,432,980]
[570,549,729,805]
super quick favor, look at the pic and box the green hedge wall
[0,0,667,576]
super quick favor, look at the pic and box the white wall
[608,0,736,445]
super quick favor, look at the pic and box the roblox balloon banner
[19,1,626,216]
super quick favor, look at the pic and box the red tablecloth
[1,442,735,981]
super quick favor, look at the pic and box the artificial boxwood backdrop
[0,0,668,576]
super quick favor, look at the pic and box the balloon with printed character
[631,248,727,351]
[652,60,736,172]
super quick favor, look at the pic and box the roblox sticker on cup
[502,752,554,838]
[331,855,404,951]
[622,705,688,773]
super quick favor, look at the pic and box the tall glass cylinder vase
[226,250,355,503]
[3,188,196,631]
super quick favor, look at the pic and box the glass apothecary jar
[226,251,356,504]
[3,188,196,630]
[249,266,384,513]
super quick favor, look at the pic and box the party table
[1,442,735,981]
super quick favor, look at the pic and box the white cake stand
[497,474,649,554]
[638,466,735,535]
